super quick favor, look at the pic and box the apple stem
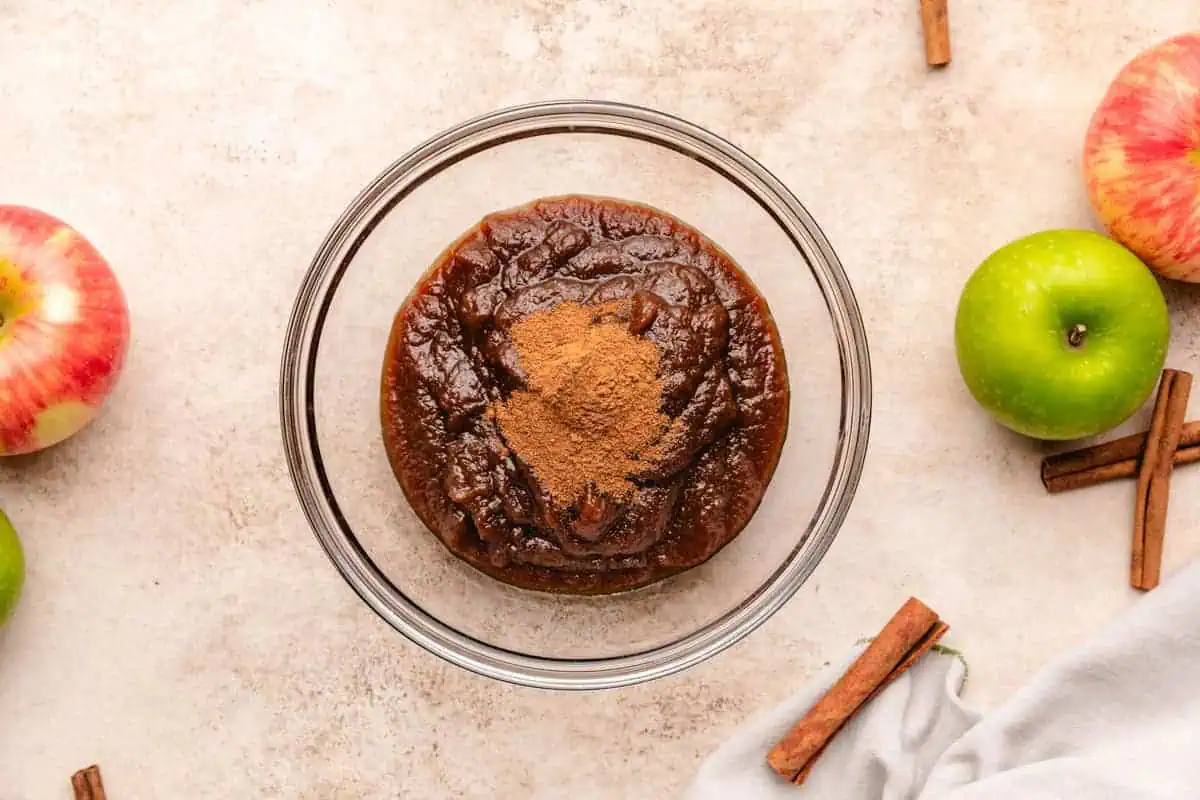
[1067,323,1087,348]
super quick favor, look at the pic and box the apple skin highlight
[954,230,1169,442]
[1084,32,1200,282]
[0,205,130,455]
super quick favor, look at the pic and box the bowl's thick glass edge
[279,99,873,691]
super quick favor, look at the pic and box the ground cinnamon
[1133,369,1192,591]
[766,598,948,785]
[493,301,667,504]
[71,765,107,800]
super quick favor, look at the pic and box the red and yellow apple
[0,205,130,456]
[1084,32,1200,282]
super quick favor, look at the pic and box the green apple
[955,229,1169,441]
[0,507,23,627]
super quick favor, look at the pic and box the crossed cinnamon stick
[1041,368,1194,591]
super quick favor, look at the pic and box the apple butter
[381,195,789,594]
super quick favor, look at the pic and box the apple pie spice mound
[492,301,668,503]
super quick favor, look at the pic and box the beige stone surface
[1,1,1198,797]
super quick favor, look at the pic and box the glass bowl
[280,100,871,690]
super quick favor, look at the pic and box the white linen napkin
[686,558,1200,799]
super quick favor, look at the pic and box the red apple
[1084,32,1200,282]
[0,205,130,455]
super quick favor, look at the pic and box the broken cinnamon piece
[71,764,107,800]
[1133,370,1192,591]
[920,0,951,66]
[766,598,947,785]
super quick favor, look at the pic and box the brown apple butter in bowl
[381,195,790,595]
[281,100,870,689]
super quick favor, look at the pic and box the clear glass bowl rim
[279,99,872,691]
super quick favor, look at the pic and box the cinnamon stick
[71,764,107,800]
[1041,415,1200,492]
[766,598,947,784]
[920,0,951,66]
[1042,420,1200,484]
[1043,446,1200,493]
[1133,370,1192,591]
[787,619,949,785]
[1132,372,1176,588]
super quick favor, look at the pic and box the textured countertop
[2,2,1198,798]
